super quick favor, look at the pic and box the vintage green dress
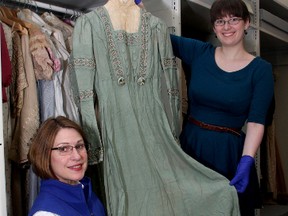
[70,7,240,216]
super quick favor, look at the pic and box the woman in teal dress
[70,0,240,215]
[170,0,274,215]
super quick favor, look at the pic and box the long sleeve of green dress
[70,15,103,164]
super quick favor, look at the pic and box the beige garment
[28,25,54,80]
[18,9,61,76]
[41,12,73,53]
[265,120,287,199]
[1,22,13,216]
[9,34,40,164]
[17,8,53,35]
[104,0,140,33]
[10,31,27,118]
[9,32,29,215]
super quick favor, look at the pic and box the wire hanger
[32,0,38,14]
[62,8,68,19]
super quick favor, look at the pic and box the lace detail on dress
[138,12,149,78]
[167,88,180,97]
[72,58,96,68]
[98,7,125,78]
[163,57,177,69]
[79,90,94,100]
[116,32,140,45]
[97,7,149,81]
[83,122,104,163]
[88,146,104,163]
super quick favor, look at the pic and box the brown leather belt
[188,116,241,136]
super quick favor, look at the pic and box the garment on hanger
[1,23,12,103]
[0,6,32,29]
[6,30,30,216]
[0,6,27,35]
[17,8,70,121]
[0,3,79,215]
[71,5,240,216]
[9,31,27,117]
[41,12,73,53]
[17,7,78,121]
[9,31,40,164]
[7,6,57,164]
[1,21,13,216]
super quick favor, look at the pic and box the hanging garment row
[1,0,84,18]
[0,3,82,216]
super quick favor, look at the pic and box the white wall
[143,0,181,35]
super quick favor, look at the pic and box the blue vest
[28,177,106,216]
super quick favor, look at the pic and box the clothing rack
[0,1,83,215]
[1,0,84,17]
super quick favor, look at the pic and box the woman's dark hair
[210,0,251,25]
[28,116,88,179]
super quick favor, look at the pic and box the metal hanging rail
[1,0,84,16]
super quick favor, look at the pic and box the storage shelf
[186,0,213,9]
[259,8,288,53]
[260,9,288,34]
[184,0,288,54]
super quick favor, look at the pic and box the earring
[215,34,217,38]
[244,30,248,35]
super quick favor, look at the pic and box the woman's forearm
[242,122,265,157]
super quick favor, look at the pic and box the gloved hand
[134,0,142,5]
[229,155,255,193]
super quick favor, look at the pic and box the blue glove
[135,0,142,5]
[229,155,255,193]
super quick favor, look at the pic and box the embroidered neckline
[97,7,149,85]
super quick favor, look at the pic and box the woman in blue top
[28,116,106,216]
[169,0,274,215]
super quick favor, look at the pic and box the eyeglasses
[214,17,243,26]
[51,143,86,156]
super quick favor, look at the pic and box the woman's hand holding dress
[230,155,255,193]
